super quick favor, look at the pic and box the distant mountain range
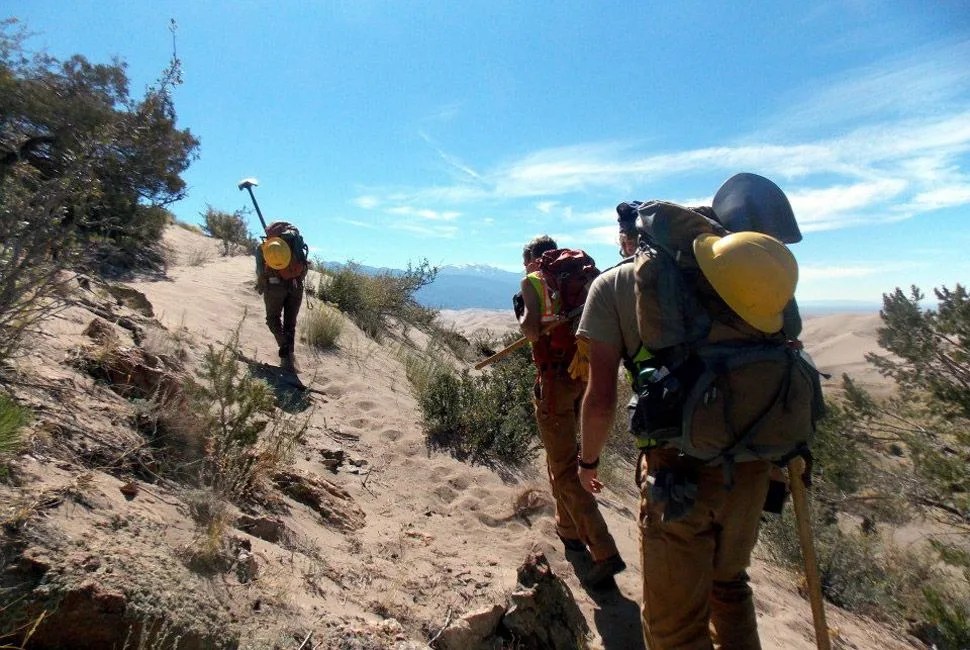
[323,261,881,313]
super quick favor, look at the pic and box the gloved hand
[255,279,266,295]
[568,338,590,381]
[512,291,525,320]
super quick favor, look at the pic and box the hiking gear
[567,337,590,381]
[262,222,309,281]
[693,231,798,334]
[238,178,268,232]
[616,201,644,229]
[262,237,292,270]
[577,455,599,470]
[646,467,699,523]
[528,249,599,363]
[629,200,824,477]
[535,366,619,562]
[585,554,626,589]
[634,201,727,350]
[512,290,525,320]
[712,172,802,244]
[474,318,565,370]
[789,455,831,650]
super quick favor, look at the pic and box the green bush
[0,393,29,457]
[0,19,199,274]
[200,205,255,256]
[317,260,438,340]
[300,304,343,350]
[189,327,306,501]
[408,334,539,467]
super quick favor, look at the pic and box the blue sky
[7,1,970,303]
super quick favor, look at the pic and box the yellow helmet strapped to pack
[262,236,292,270]
[692,231,797,334]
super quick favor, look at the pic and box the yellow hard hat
[262,237,292,270]
[693,231,798,333]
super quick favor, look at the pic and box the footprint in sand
[402,441,423,457]
[428,465,453,483]
[446,476,470,491]
[380,428,404,442]
[433,485,459,503]
[354,399,378,412]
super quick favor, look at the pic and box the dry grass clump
[300,304,343,350]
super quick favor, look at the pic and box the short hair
[523,235,558,261]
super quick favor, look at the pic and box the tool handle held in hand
[788,456,831,650]
[474,304,586,370]
[474,320,564,370]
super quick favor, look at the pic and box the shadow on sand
[243,360,313,413]
[564,550,646,650]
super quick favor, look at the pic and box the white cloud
[386,205,460,221]
[768,38,970,132]
[353,196,380,209]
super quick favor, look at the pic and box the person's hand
[579,467,603,494]
[568,339,590,381]
[255,281,265,295]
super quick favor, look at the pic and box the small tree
[200,205,255,256]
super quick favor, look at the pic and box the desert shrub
[409,333,538,466]
[300,304,343,350]
[917,587,970,650]
[316,259,438,341]
[190,327,307,501]
[0,19,199,274]
[174,219,203,235]
[200,205,255,256]
[0,394,28,455]
[182,488,232,574]
[0,394,29,477]
[760,282,970,645]
[0,154,92,366]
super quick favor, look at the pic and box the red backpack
[536,248,599,353]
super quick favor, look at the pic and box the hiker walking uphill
[577,186,824,649]
[516,235,626,590]
[255,220,309,373]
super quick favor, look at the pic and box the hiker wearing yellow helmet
[578,199,802,649]
[255,221,309,373]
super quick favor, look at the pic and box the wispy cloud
[418,131,484,182]
[353,40,970,238]
[767,38,970,133]
[387,205,461,221]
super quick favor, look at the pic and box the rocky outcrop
[434,553,590,650]
[272,469,366,531]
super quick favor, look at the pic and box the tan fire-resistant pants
[638,448,771,650]
[534,365,618,561]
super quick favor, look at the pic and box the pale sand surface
[11,225,911,648]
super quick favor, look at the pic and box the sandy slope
[3,225,912,648]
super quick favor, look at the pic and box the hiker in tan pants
[518,235,625,589]
[577,258,772,648]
